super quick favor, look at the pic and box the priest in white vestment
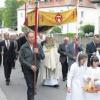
[40,37,61,86]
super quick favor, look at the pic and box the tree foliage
[0,8,4,27]
[3,0,24,29]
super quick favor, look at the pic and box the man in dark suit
[0,33,15,85]
[19,32,45,100]
[66,35,83,67]
[58,37,69,81]
[86,35,100,66]
[0,34,2,66]
[0,46,2,66]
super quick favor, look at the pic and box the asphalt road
[0,60,66,100]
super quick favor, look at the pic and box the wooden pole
[25,3,27,23]
[76,0,79,35]
[33,0,38,98]
[34,0,38,48]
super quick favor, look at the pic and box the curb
[0,88,7,100]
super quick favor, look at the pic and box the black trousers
[3,61,12,82]
[23,69,39,100]
[0,53,2,66]
[61,60,68,80]
[12,60,15,68]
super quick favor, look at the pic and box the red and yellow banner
[27,8,77,26]
[27,10,35,26]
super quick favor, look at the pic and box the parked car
[85,32,94,37]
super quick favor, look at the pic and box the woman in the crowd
[66,53,87,100]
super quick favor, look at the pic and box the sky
[0,0,5,8]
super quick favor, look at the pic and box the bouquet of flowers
[83,79,100,93]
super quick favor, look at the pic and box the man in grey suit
[19,32,45,100]
[67,35,83,67]
[58,37,69,81]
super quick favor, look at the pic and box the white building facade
[17,4,99,34]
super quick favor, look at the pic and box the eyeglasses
[94,35,100,38]
[94,60,99,62]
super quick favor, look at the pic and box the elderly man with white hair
[58,36,69,81]
[0,33,15,85]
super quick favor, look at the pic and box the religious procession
[0,0,100,100]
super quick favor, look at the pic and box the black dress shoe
[63,77,67,81]
[63,78,66,81]
[6,81,10,86]
[6,79,10,86]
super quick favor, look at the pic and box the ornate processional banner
[27,8,77,26]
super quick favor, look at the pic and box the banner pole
[33,0,38,99]
[76,0,79,35]
[25,3,27,24]
[34,0,38,48]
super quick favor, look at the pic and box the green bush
[78,33,84,37]
[50,26,62,34]
[80,24,95,34]
[66,33,75,37]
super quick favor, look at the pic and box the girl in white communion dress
[66,53,88,100]
[84,55,100,100]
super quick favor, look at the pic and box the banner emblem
[55,13,62,24]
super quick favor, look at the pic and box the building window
[80,20,83,24]
[20,13,23,18]
[81,11,84,18]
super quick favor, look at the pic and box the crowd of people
[65,35,100,100]
[0,31,100,100]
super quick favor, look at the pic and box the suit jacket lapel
[25,42,34,54]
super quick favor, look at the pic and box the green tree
[0,8,4,27]
[3,0,24,29]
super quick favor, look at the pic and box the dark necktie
[74,44,78,57]
[7,40,10,49]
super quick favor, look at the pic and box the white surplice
[66,62,87,100]
[40,46,61,86]
[84,67,100,100]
